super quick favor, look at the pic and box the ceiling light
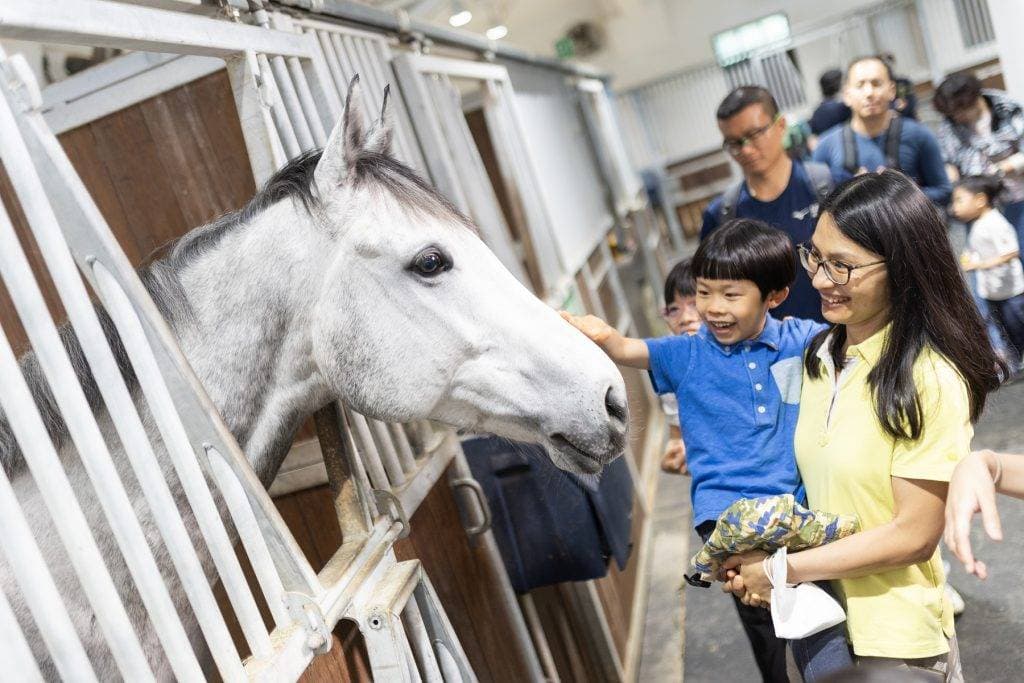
[486,24,508,40]
[449,9,473,27]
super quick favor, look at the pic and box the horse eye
[411,248,451,278]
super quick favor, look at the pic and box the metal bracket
[373,489,411,539]
[450,477,492,537]
[284,591,332,655]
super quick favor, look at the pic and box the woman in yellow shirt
[724,170,1004,679]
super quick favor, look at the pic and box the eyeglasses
[797,243,885,285]
[721,115,780,155]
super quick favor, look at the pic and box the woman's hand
[721,551,771,608]
[945,450,1003,579]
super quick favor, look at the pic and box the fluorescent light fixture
[486,24,508,40]
[449,9,473,27]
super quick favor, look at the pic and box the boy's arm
[559,312,649,369]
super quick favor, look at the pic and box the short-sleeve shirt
[812,117,952,205]
[645,315,827,527]
[795,326,970,658]
[968,209,1024,300]
[700,161,827,322]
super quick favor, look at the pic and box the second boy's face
[666,293,701,336]
[694,278,785,346]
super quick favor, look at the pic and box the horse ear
[314,74,367,197]
[364,84,394,156]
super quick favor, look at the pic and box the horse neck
[172,200,333,483]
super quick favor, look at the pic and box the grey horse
[0,77,628,679]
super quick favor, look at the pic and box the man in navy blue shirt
[809,68,851,136]
[701,86,832,322]
[813,56,951,205]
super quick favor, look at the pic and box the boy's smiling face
[695,277,789,346]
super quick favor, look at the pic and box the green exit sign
[555,36,575,59]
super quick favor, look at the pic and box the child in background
[953,175,1024,373]
[659,259,700,474]
[561,219,850,682]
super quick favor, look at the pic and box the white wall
[980,0,1023,100]
[503,60,614,273]
[489,0,886,89]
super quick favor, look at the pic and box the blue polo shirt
[812,118,951,205]
[645,315,827,527]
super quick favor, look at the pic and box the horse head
[307,77,627,474]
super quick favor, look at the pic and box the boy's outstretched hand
[558,311,651,369]
[559,311,616,345]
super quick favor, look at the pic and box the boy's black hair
[846,55,894,83]
[934,73,982,118]
[819,69,843,98]
[956,174,1004,203]
[691,219,796,298]
[716,86,779,121]
[663,258,696,305]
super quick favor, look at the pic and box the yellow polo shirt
[794,326,970,658]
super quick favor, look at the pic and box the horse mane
[0,147,474,477]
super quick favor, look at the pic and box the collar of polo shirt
[698,314,783,355]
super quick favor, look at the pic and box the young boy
[953,175,1024,372]
[562,219,849,682]
[660,259,700,474]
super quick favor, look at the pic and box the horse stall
[0,1,674,680]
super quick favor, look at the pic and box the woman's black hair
[691,219,795,298]
[955,174,1004,204]
[934,73,982,118]
[664,258,696,305]
[805,170,1003,440]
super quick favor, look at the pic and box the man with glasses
[701,86,833,322]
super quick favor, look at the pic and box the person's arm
[945,450,1024,579]
[559,312,649,369]
[723,476,946,605]
[917,129,954,205]
[973,250,1020,270]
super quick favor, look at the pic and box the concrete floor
[637,379,1024,682]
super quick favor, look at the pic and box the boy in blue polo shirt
[561,219,848,682]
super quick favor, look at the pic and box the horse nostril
[605,386,628,425]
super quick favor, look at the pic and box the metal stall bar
[4,55,294,668]
[369,419,407,486]
[0,577,45,683]
[0,0,311,58]
[347,410,393,491]
[257,51,304,158]
[3,54,247,681]
[388,423,418,473]
[0,436,96,682]
[227,50,290,186]
[204,445,294,629]
[0,65,193,683]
